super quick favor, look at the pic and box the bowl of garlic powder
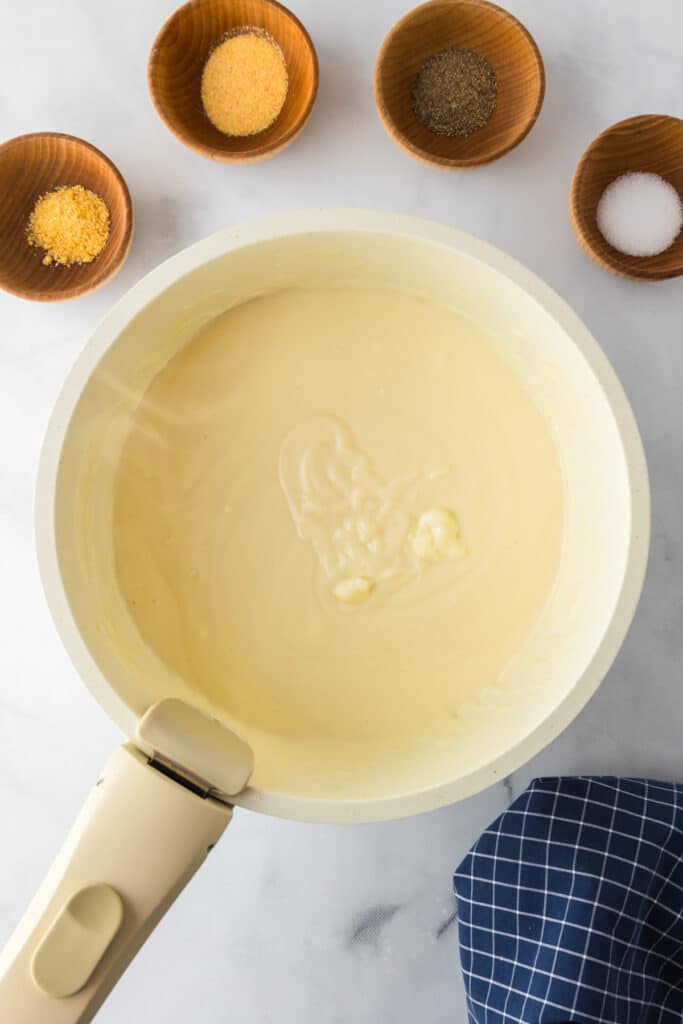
[148,0,319,163]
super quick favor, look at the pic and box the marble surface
[1,1,683,1020]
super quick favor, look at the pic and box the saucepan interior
[37,211,649,823]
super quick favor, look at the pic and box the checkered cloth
[453,777,683,1024]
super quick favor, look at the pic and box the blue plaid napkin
[453,777,683,1024]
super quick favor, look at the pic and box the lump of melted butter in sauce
[413,508,465,563]
[279,415,466,605]
[332,576,375,605]
[112,286,565,793]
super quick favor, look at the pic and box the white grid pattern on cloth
[536,777,594,1021]
[457,852,681,914]
[597,780,649,1023]
[456,941,657,1006]
[455,902,676,971]
[502,808,677,859]
[477,787,507,1024]
[618,781,679,1022]
[456,922,673,982]
[466,990,608,1024]
[453,777,683,1024]
[566,779,622,1021]
[466,831,683,898]
[518,783,561,1024]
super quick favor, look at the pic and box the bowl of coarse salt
[571,114,683,281]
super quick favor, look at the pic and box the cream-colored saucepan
[0,211,649,1022]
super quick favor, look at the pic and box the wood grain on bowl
[148,0,318,162]
[0,133,132,302]
[570,114,683,281]
[374,0,545,170]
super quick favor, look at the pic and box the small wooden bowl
[374,0,544,170]
[570,114,683,281]
[148,0,318,163]
[0,133,132,302]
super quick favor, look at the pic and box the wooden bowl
[374,0,544,170]
[0,133,132,302]
[148,0,318,163]
[570,114,683,281]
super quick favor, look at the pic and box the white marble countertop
[1,1,683,1020]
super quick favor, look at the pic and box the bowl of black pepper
[374,0,544,170]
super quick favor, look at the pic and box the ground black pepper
[411,47,497,137]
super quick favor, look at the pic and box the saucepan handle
[0,742,233,1024]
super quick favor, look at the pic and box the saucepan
[0,210,649,1022]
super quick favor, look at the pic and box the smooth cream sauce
[113,287,564,776]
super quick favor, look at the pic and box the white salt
[596,171,683,257]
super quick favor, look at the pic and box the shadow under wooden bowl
[0,133,132,302]
[374,0,545,170]
[148,0,319,163]
[570,114,683,281]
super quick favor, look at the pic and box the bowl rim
[35,209,650,823]
[569,113,683,281]
[373,0,546,170]
[146,0,319,163]
[0,131,133,302]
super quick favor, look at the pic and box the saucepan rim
[34,209,650,824]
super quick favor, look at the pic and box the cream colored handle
[0,743,233,1023]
